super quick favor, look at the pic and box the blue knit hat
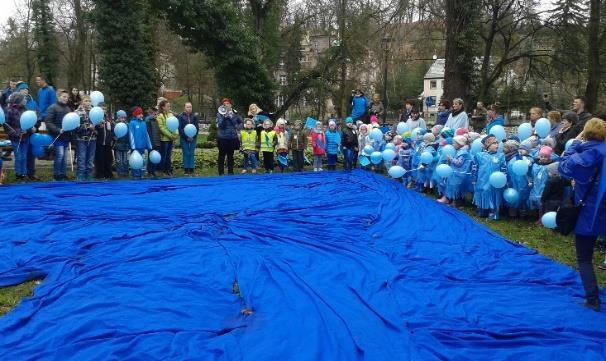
[116,110,127,119]
[16,82,29,91]
[345,117,353,124]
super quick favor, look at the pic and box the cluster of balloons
[129,150,162,170]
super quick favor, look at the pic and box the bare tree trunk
[337,0,347,118]
[584,0,603,112]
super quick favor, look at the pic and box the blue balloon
[20,110,37,130]
[184,124,197,138]
[91,91,104,107]
[490,125,506,141]
[512,159,529,176]
[541,211,558,229]
[388,165,405,178]
[420,151,433,164]
[370,128,383,142]
[167,116,179,132]
[497,141,504,154]
[489,171,507,188]
[129,150,144,170]
[0,107,5,125]
[114,122,128,138]
[370,151,383,164]
[89,107,105,125]
[436,164,453,178]
[385,143,396,151]
[396,122,408,134]
[565,139,575,151]
[62,112,80,131]
[503,188,519,205]
[518,123,532,141]
[363,145,374,156]
[411,127,421,140]
[30,133,53,147]
[470,138,483,156]
[358,155,370,167]
[442,144,456,158]
[149,150,161,164]
[535,118,551,138]
[382,149,396,162]
[32,146,45,158]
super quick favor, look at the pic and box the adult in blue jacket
[558,118,606,312]
[128,107,152,178]
[350,89,368,123]
[178,102,199,175]
[36,75,56,122]
[485,104,504,135]
[216,98,243,175]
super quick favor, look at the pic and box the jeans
[147,147,159,176]
[181,137,196,170]
[575,234,600,303]
[131,148,147,178]
[292,150,304,172]
[76,140,96,181]
[160,141,173,174]
[343,148,355,171]
[313,155,323,169]
[114,150,129,177]
[53,141,68,178]
[11,138,30,176]
[327,153,338,169]
[243,151,257,170]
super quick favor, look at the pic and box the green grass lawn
[1,166,605,316]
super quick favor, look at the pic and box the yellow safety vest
[241,130,257,151]
[260,130,276,152]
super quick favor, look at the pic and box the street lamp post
[381,36,391,124]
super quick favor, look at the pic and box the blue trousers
[11,138,30,176]
[181,137,196,169]
[343,148,355,171]
[114,150,129,177]
[53,141,68,178]
[575,234,600,303]
[160,141,173,174]
[76,140,96,181]
[243,152,257,170]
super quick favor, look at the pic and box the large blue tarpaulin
[0,171,604,360]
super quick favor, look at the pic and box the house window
[430,80,437,90]
[280,75,287,86]
[441,80,444,89]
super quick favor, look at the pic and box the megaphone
[218,105,227,115]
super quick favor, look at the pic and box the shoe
[583,300,601,312]
[27,175,40,181]
[598,263,606,271]
[314,168,318,172]
[241,170,247,174]
[318,168,323,171]
[252,169,257,174]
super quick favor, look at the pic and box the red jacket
[311,130,326,155]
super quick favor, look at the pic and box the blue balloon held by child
[32,146,45,158]
[489,171,507,188]
[149,150,161,164]
[442,144,456,158]
[396,122,408,134]
[167,116,179,132]
[370,128,383,142]
[129,150,144,170]
[114,122,128,138]
[436,164,453,179]
[503,188,519,205]
[388,165,405,178]
[535,118,551,138]
[490,125,506,142]
[382,149,396,162]
[20,110,37,130]
[89,107,105,125]
[62,112,80,131]
[385,143,396,151]
[470,138,483,155]
[363,145,374,156]
[420,151,433,165]
[30,133,53,147]
[512,159,529,176]
[518,122,532,141]
[184,124,197,138]
[358,155,370,167]
[541,211,557,229]
[370,151,383,164]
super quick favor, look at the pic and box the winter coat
[368,101,385,117]
[128,117,152,150]
[288,128,308,151]
[558,140,606,236]
[436,110,451,126]
[311,129,326,155]
[44,102,73,142]
[275,128,289,152]
[76,105,96,140]
[325,129,341,155]
[342,126,359,149]
[541,176,571,212]
[145,115,161,148]
[472,150,506,211]
[37,85,57,119]
[178,112,199,139]
[113,120,130,151]
[96,118,114,147]
[554,126,579,155]
[216,112,243,140]
[350,96,368,120]
[3,104,30,142]
[157,112,178,142]
[528,161,552,210]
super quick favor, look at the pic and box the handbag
[556,169,599,235]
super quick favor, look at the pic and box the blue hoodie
[37,85,57,119]
[129,117,152,151]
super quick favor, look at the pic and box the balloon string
[48,134,61,147]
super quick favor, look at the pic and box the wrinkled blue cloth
[0,171,605,360]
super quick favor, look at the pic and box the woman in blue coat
[350,89,368,123]
[558,118,606,312]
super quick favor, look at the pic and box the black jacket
[44,103,73,141]
[341,127,358,148]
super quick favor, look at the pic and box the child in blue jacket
[528,146,554,222]
[128,107,152,178]
[441,135,471,207]
[325,120,341,170]
[506,143,533,218]
[472,135,507,219]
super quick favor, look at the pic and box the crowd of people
[1,79,605,311]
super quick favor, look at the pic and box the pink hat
[370,115,378,124]
[455,128,469,136]
[539,146,553,157]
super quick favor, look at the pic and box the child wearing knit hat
[415,132,438,192]
[506,141,534,219]
[472,134,507,219]
[528,145,554,223]
[439,135,472,206]
[325,120,341,170]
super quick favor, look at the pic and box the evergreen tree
[32,0,59,86]
[94,0,157,110]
